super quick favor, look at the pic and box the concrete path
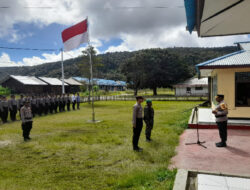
[171,129,250,176]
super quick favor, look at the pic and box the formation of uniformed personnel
[0,93,81,125]
[20,100,33,141]
[144,99,154,142]
[132,96,144,152]
[212,94,228,148]
[8,95,18,121]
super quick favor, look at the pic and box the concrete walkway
[171,129,250,176]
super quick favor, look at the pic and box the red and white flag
[61,18,89,52]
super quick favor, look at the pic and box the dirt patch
[0,140,11,147]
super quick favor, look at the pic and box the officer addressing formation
[212,94,228,148]
[132,96,155,152]
[0,93,81,142]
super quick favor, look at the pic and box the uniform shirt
[132,103,143,126]
[213,100,228,122]
[20,106,33,123]
[76,95,80,102]
[144,106,154,121]
[31,98,37,105]
[45,97,50,104]
[71,95,76,102]
[2,100,8,108]
[67,96,71,103]
[8,99,17,110]
[18,98,24,109]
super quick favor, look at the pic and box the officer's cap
[146,99,152,103]
[136,96,144,100]
[216,94,224,99]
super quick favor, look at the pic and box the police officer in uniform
[144,99,154,142]
[0,96,3,124]
[1,96,9,123]
[18,94,24,116]
[62,94,67,111]
[8,94,18,121]
[212,94,228,147]
[31,95,37,117]
[132,96,144,152]
[50,95,54,114]
[54,95,59,113]
[66,94,71,111]
[20,100,33,141]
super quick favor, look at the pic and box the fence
[80,95,208,103]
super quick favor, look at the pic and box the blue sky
[0,0,249,67]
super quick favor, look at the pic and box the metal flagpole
[87,17,96,122]
[61,48,65,94]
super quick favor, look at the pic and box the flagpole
[87,17,96,122]
[61,48,65,94]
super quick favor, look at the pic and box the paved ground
[171,129,250,176]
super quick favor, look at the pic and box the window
[195,87,203,91]
[186,87,191,93]
[236,72,250,107]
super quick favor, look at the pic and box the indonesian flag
[61,19,89,52]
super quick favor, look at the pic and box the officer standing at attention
[212,94,228,147]
[18,94,24,116]
[2,96,9,123]
[76,93,81,110]
[8,94,18,121]
[20,100,33,141]
[144,99,154,142]
[132,96,144,152]
[72,93,76,110]
[66,93,71,111]
[31,95,37,117]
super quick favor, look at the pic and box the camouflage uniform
[144,104,154,141]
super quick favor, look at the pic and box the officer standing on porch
[132,96,144,152]
[212,94,228,148]
[20,100,33,141]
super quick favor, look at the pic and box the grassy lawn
[0,101,198,190]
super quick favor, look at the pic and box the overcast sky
[0,0,249,67]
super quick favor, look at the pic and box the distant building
[0,75,47,94]
[74,77,127,91]
[0,75,82,95]
[173,78,208,97]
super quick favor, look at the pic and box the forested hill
[0,46,237,82]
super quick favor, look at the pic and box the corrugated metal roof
[174,78,208,88]
[10,75,47,85]
[63,78,82,86]
[73,77,127,87]
[196,50,250,68]
[39,77,68,86]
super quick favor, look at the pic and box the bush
[0,86,11,96]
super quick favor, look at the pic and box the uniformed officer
[76,93,80,110]
[132,96,144,152]
[44,95,50,115]
[1,96,9,123]
[54,95,59,113]
[20,100,33,141]
[72,93,76,110]
[31,95,37,117]
[212,94,228,147]
[50,95,54,114]
[62,94,67,111]
[144,99,154,142]
[8,94,18,121]
[37,95,43,116]
[59,95,63,112]
[18,94,24,116]
[66,94,71,111]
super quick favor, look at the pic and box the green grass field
[0,101,198,190]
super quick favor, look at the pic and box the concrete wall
[175,86,208,96]
[211,68,250,118]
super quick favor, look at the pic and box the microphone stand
[185,105,207,148]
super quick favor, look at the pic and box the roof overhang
[185,0,250,37]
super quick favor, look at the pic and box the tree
[78,46,103,101]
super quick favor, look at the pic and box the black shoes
[215,142,227,147]
[133,147,143,152]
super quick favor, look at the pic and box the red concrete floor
[170,129,250,176]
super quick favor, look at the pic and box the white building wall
[175,86,208,96]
